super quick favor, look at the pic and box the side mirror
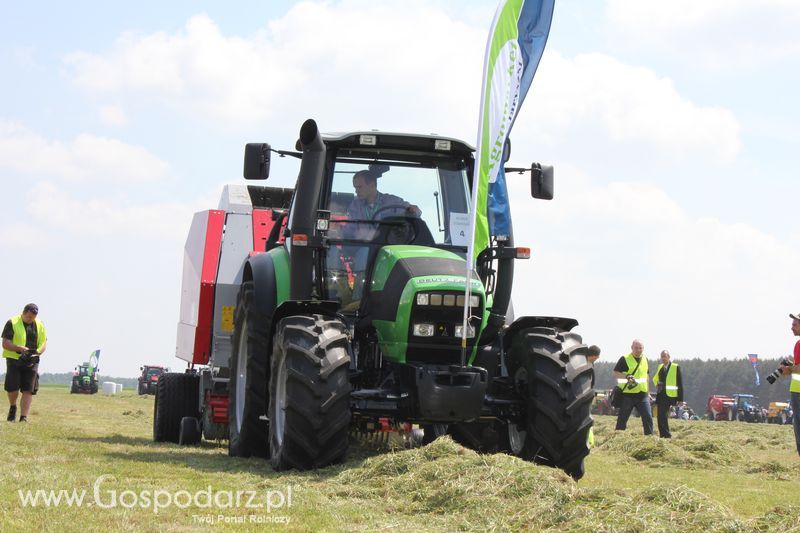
[530,162,554,200]
[243,143,271,179]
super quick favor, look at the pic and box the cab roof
[320,131,475,156]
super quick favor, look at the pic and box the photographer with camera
[774,313,800,456]
[652,350,683,439]
[2,303,47,422]
[612,339,653,435]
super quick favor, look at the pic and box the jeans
[791,392,800,455]
[615,394,654,435]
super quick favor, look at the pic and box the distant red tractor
[706,395,736,420]
[138,365,168,395]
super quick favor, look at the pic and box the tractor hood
[367,245,486,364]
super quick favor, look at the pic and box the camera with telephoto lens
[766,358,793,385]
[18,349,39,368]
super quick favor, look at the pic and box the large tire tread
[509,328,593,479]
[270,315,351,471]
[153,372,200,443]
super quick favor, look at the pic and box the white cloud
[62,3,485,130]
[0,120,168,182]
[521,52,741,162]
[507,167,799,358]
[606,0,800,67]
[99,105,128,126]
[26,181,194,241]
[0,222,49,248]
[61,4,740,165]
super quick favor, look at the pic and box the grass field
[2,385,800,532]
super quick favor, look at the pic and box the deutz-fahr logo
[416,277,482,287]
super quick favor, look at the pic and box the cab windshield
[326,156,471,245]
[323,153,472,311]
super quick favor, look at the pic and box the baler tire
[507,327,594,480]
[228,281,270,458]
[269,315,351,471]
[153,372,200,443]
[179,416,202,445]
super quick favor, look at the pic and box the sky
[1,0,798,378]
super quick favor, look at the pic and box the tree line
[593,357,793,411]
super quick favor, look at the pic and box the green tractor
[70,350,100,394]
[157,119,593,479]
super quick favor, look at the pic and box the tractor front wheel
[228,281,269,458]
[269,315,351,471]
[507,326,594,480]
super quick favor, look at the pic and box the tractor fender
[244,252,279,320]
[502,316,579,350]
[271,300,341,332]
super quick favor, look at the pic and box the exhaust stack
[289,119,326,301]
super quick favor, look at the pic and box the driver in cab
[346,169,420,222]
[331,169,421,310]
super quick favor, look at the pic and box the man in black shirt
[2,303,47,422]
[612,339,654,435]
[652,350,683,438]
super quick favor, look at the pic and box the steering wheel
[379,217,416,245]
[370,203,418,220]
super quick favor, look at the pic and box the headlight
[454,324,476,338]
[413,323,435,337]
[455,294,481,307]
[416,293,429,306]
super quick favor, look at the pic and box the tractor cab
[316,132,487,365]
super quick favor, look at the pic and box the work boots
[7,405,16,422]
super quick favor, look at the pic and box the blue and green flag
[467,0,555,263]
[89,349,100,373]
[461,0,555,353]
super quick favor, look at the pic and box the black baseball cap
[23,303,39,315]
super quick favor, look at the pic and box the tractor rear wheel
[228,281,269,458]
[153,373,200,443]
[269,315,351,471]
[507,327,594,480]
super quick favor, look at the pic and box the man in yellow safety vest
[652,350,683,438]
[612,339,653,435]
[2,304,47,422]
